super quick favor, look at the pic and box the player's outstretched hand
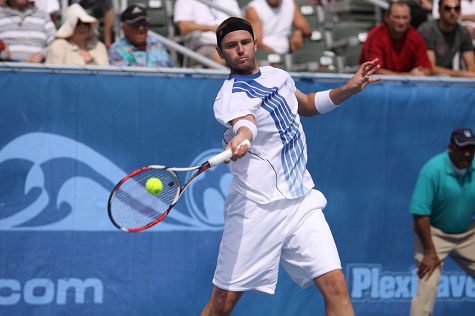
[346,58,381,93]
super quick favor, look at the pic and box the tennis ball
[145,177,163,195]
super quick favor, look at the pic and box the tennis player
[201,17,380,316]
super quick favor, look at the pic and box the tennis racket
[107,140,250,232]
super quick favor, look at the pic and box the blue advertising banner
[1,65,474,315]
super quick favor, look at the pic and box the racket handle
[208,139,251,167]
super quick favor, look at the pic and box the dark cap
[451,128,475,147]
[121,5,148,24]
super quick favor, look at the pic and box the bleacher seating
[319,0,381,72]
[56,0,386,72]
[293,1,333,72]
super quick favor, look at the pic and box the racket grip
[208,139,251,167]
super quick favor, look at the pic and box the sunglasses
[128,20,149,29]
[443,5,461,12]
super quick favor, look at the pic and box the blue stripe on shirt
[232,78,306,197]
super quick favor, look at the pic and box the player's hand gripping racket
[107,140,250,232]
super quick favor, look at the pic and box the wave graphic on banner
[0,133,228,232]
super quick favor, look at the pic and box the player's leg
[200,286,243,316]
[280,190,352,314]
[451,222,475,278]
[208,190,290,313]
[313,269,354,316]
[410,226,453,316]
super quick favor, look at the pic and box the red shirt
[360,23,432,72]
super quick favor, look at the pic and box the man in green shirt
[410,128,475,316]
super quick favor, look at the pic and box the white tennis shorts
[212,189,342,294]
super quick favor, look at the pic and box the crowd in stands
[0,0,474,77]
[361,0,474,77]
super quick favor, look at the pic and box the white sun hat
[56,3,99,39]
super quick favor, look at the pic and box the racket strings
[110,168,179,230]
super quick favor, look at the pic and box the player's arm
[296,58,381,116]
[245,6,273,52]
[413,215,441,279]
[226,114,256,161]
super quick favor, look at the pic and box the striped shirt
[214,66,314,204]
[0,5,56,62]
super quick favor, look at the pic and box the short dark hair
[216,17,254,47]
[386,0,411,15]
[438,0,461,10]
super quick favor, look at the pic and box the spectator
[75,0,115,48]
[46,4,108,66]
[359,0,432,76]
[109,5,173,68]
[174,0,241,66]
[245,0,313,54]
[418,0,475,77]
[34,0,60,24]
[432,0,475,38]
[0,0,55,62]
[409,128,475,316]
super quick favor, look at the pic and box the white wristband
[315,90,337,114]
[232,119,257,141]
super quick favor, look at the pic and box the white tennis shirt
[214,66,314,204]
[246,0,295,54]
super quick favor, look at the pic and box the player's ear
[216,46,224,59]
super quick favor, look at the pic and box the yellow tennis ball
[145,177,163,195]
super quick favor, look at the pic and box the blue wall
[1,66,474,315]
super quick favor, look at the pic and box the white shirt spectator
[246,0,295,54]
[174,0,241,49]
[34,0,60,15]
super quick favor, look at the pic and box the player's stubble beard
[231,58,258,75]
[228,46,258,75]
